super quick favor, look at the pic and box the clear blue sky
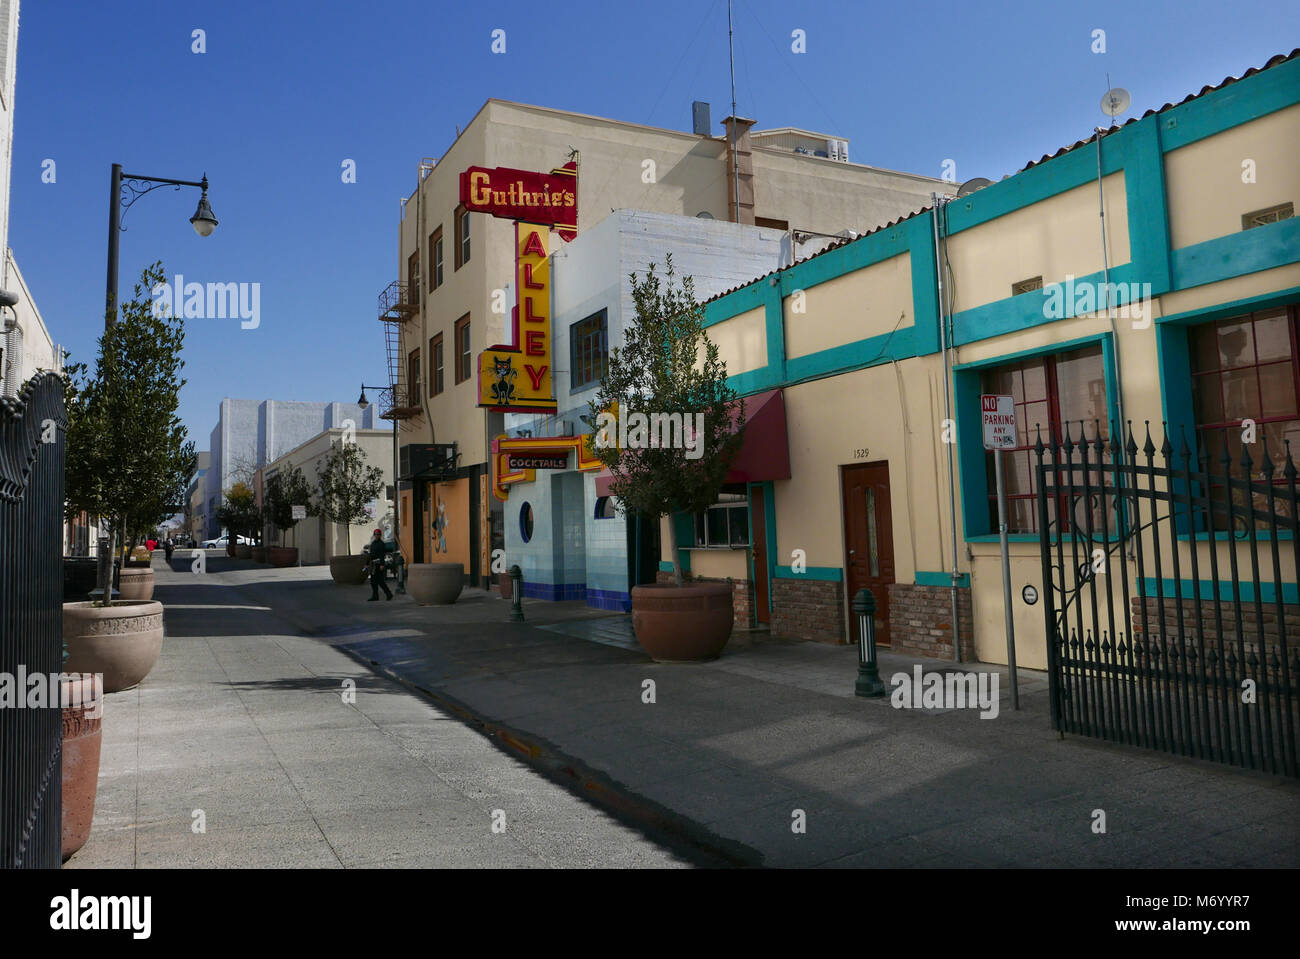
[10,0,1297,447]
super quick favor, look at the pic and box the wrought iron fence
[0,373,66,867]
[1035,420,1299,777]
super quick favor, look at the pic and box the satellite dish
[1101,87,1130,119]
[957,177,994,197]
[696,211,715,220]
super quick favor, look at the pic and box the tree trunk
[666,512,683,587]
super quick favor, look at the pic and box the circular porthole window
[520,502,534,543]
[594,496,617,519]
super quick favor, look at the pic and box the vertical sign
[982,393,1020,710]
[477,223,557,413]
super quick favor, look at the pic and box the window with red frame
[980,343,1111,534]
[1191,306,1300,468]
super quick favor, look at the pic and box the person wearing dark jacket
[366,528,393,601]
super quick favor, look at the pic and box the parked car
[199,534,254,548]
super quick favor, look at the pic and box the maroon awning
[593,389,790,497]
[724,388,791,483]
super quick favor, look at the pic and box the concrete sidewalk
[207,556,1299,868]
[68,559,687,868]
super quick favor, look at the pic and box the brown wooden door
[842,463,894,645]
[750,485,770,624]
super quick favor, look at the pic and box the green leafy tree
[64,262,195,602]
[215,481,259,543]
[313,442,384,555]
[262,466,312,544]
[588,255,743,587]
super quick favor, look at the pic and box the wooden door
[842,463,894,645]
[750,485,770,624]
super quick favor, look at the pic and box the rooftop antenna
[728,0,739,223]
[1100,74,1130,127]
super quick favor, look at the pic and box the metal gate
[1035,421,1299,777]
[0,372,67,866]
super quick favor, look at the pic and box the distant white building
[204,398,382,538]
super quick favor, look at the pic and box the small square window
[1242,202,1294,230]
[1012,276,1043,296]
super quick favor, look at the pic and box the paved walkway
[68,558,687,868]
[201,556,1300,869]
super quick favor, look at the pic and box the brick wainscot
[887,584,976,660]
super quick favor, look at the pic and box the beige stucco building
[684,49,1300,678]
[382,98,957,586]
[260,427,395,565]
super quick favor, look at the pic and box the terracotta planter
[63,600,165,693]
[251,546,269,563]
[269,546,298,567]
[498,571,512,599]
[117,566,154,601]
[631,582,734,662]
[329,554,369,585]
[235,543,252,559]
[407,563,464,605]
[61,676,103,862]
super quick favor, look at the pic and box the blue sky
[10,0,1297,446]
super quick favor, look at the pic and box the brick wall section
[1131,596,1300,655]
[887,584,976,660]
[770,577,846,644]
[653,571,755,627]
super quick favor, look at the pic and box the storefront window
[692,490,750,547]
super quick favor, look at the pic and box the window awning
[594,389,791,497]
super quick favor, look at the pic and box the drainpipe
[932,193,963,663]
[1094,128,1127,434]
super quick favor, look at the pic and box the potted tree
[263,466,311,566]
[314,441,385,585]
[590,256,745,661]
[63,262,189,691]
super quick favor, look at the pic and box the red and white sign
[981,394,1017,450]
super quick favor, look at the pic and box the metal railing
[1035,420,1299,777]
[0,372,67,866]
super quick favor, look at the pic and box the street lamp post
[106,163,218,326]
[97,163,218,604]
[357,384,401,588]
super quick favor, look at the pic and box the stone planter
[329,554,369,585]
[63,600,165,693]
[631,582,734,662]
[235,543,252,559]
[117,566,154,601]
[269,546,298,567]
[61,675,103,862]
[251,546,269,563]
[407,563,464,605]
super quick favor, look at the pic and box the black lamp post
[95,164,217,604]
[358,383,402,587]
[853,588,886,697]
[105,163,217,326]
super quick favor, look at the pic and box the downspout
[932,193,963,663]
[1094,128,1127,434]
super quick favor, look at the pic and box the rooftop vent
[692,101,711,136]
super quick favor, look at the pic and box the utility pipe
[932,193,963,663]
